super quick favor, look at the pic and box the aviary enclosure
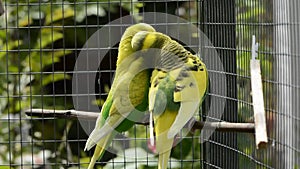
[0,0,299,168]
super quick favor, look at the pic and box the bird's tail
[155,110,177,169]
[158,148,172,169]
[87,133,114,169]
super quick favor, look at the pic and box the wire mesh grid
[0,0,299,168]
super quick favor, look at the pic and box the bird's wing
[168,57,208,139]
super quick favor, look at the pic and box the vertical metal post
[201,0,238,168]
[274,0,300,168]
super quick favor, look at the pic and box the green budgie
[84,23,156,169]
[131,31,209,169]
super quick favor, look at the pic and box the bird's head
[121,23,156,41]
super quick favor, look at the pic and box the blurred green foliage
[0,0,142,167]
[236,0,274,168]
[0,0,275,168]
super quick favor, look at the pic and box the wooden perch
[24,109,255,133]
[250,35,268,149]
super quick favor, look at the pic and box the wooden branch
[25,109,98,120]
[25,109,255,133]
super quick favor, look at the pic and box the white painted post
[250,35,268,149]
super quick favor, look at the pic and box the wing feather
[168,59,208,138]
[84,112,128,151]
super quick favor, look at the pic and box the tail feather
[155,110,177,169]
[158,148,172,169]
[156,130,174,169]
[87,145,105,169]
[87,133,115,169]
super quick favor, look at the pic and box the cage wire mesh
[0,0,299,168]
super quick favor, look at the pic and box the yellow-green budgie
[84,23,155,169]
[131,31,209,169]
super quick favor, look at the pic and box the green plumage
[85,24,208,169]
[85,23,156,169]
[151,71,180,116]
[132,31,209,169]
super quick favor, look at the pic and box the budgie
[131,31,209,169]
[84,23,156,169]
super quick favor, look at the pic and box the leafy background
[0,0,274,168]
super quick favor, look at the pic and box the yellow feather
[154,110,177,169]
[87,133,114,169]
[141,33,158,50]
[133,31,209,169]
[85,23,156,169]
